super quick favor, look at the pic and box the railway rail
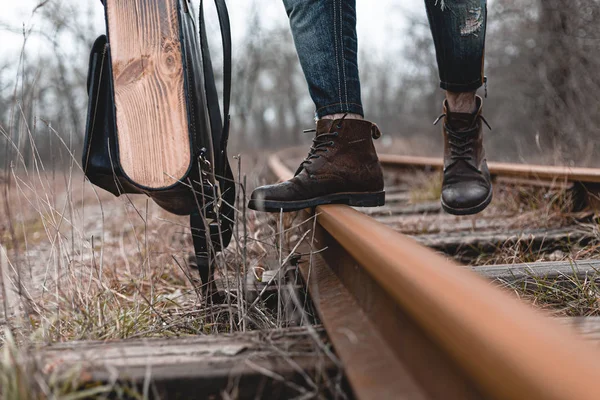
[379,154,600,183]
[34,151,600,399]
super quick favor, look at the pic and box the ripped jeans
[282,0,487,118]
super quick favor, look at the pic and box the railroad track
[267,150,600,399]
[34,151,600,399]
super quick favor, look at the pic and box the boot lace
[296,115,348,174]
[446,128,476,161]
[433,113,491,162]
[297,131,338,170]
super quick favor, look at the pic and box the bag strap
[199,0,232,174]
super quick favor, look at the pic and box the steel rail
[269,153,600,400]
[379,154,600,183]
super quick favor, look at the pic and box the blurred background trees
[1,0,600,169]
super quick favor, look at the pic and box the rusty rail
[269,153,600,400]
[380,154,600,183]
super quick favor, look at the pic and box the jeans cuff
[440,79,483,93]
[315,102,364,119]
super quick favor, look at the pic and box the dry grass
[0,151,317,335]
[498,269,600,317]
[0,144,338,398]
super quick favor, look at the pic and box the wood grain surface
[34,327,337,398]
[473,259,600,282]
[106,0,190,189]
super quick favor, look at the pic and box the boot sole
[105,0,191,189]
[248,191,386,213]
[441,186,493,216]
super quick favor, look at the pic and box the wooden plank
[414,226,591,252]
[359,202,441,217]
[380,154,600,183]
[381,192,411,203]
[35,327,338,398]
[495,176,574,190]
[386,214,514,234]
[106,0,190,188]
[473,260,600,282]
[562,317,600,342]
[381,184,410,194]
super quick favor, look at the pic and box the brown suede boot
[438,95,492,215]
[248,117,385,212]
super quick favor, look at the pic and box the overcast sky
[0,0,422,60]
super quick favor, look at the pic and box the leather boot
[248,117,385,212]
[438,95,492,215]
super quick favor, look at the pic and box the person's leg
[426,0,486,107]
[248,0,384,212]
[425,0,492,215]
[283,0,363,119]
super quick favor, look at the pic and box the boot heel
[348,191,386,207]
[105,0,191,189]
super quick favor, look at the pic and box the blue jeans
[283,0,487,118]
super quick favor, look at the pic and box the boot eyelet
[336,123,342,129]
[333,132,339,137]
[329,141,335,146]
